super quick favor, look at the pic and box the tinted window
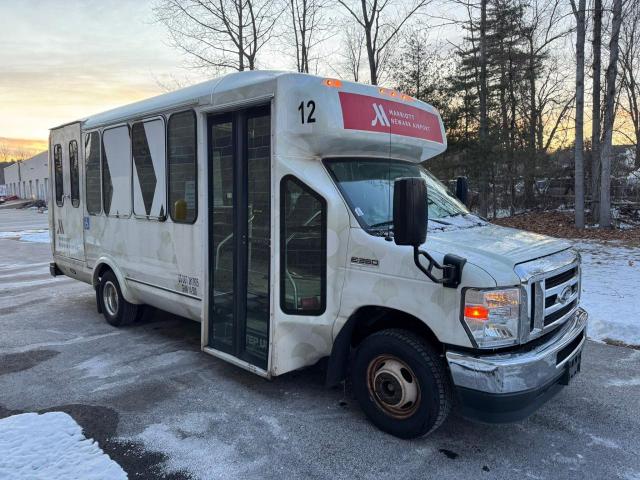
[69,140,80,207]
[85,132,102,215]
[280,176,326,315]
[168,110,197,223]
[54,144,63,206]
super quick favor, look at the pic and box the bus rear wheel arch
[97,270,141,327]
[351,328,453,439]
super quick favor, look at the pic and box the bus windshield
[326,158,479,234]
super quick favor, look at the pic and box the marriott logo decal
[371,103,391,127]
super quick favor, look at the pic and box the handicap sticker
[83,217,90,230]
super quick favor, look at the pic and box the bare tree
[520,0,571,209]
[599,0,625,228]
[288,0,333,73]
[337,0,430,85]
[591,0,603,221]
[335,22,365,81]
[570,0,586,228]
[154,0,282,73]
[620,1,640,168]
[0,142,10,164]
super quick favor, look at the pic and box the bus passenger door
[50,123,85,262]
[207,105,271,371]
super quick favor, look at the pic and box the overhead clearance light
[323,78,343,88]
[378,87,415,102]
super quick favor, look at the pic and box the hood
[426,222,572,285]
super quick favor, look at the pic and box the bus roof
[57,70,286,131]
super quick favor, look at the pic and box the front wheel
[98,271,140,327]
[351,329,452,439]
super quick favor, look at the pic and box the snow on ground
[575,240,640,347]
[0,412,126,480]
[0,229,50,243]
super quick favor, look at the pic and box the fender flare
[91,257,140,305]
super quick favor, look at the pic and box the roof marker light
[323,78,343,88]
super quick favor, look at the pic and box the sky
[0,0,204,157]
[0,0,632,161]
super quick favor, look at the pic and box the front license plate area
[560,352,582,385]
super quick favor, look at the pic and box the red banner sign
[338,92,443,143]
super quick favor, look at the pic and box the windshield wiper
[368,220,394,229]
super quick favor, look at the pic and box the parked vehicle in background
[48,71,587,438]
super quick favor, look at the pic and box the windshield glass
[326,158,477,233]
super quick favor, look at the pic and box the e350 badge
[351,256,379,267]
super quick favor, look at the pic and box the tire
[98,271,140,327]
[351,329,452,439]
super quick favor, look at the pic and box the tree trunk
[361,0,377,85]
[573,0,586,229]
[238,0,245,71]
[525,38,537,209]
[478,0,489,218]
[591,0,602,222]
[599,0,624,228]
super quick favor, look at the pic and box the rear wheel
[98,271,140,327]
[352,329,452,439]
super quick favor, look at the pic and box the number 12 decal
[298,100,316,124]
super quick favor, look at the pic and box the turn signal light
[464,305,489,321]
[323,78,343,88]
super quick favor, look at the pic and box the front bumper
[446,307,587,423]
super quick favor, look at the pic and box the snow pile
[0,229,50,243]
[575,241,640,347]
[0,412,126,480]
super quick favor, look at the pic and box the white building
[4,151,49,201]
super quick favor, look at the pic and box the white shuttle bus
[49,71,587,438]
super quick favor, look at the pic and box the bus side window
[54,144,63,207]
[132,119,167,220]
[167,110,197,223]
[85,131,102,215]
[280,176,327,315]
[69,140,80,208]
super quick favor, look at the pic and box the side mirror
[455,176,468,206]
[393,177,427,246]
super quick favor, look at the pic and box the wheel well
[349,306,442,351]
[325,305,443,387]
[93,263,113,287]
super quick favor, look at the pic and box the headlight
[462,288,521,348]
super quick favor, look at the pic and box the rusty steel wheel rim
[367,354,421,419]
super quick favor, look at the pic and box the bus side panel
[270,156,351,376]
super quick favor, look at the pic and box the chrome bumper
[446,308,587,395]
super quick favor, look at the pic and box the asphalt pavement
[1,209,639,480]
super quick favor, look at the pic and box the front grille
[545,299,577,325]
[515,250,581,342]
[546,267,578,289]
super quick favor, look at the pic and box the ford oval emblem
[558,286,572,304]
